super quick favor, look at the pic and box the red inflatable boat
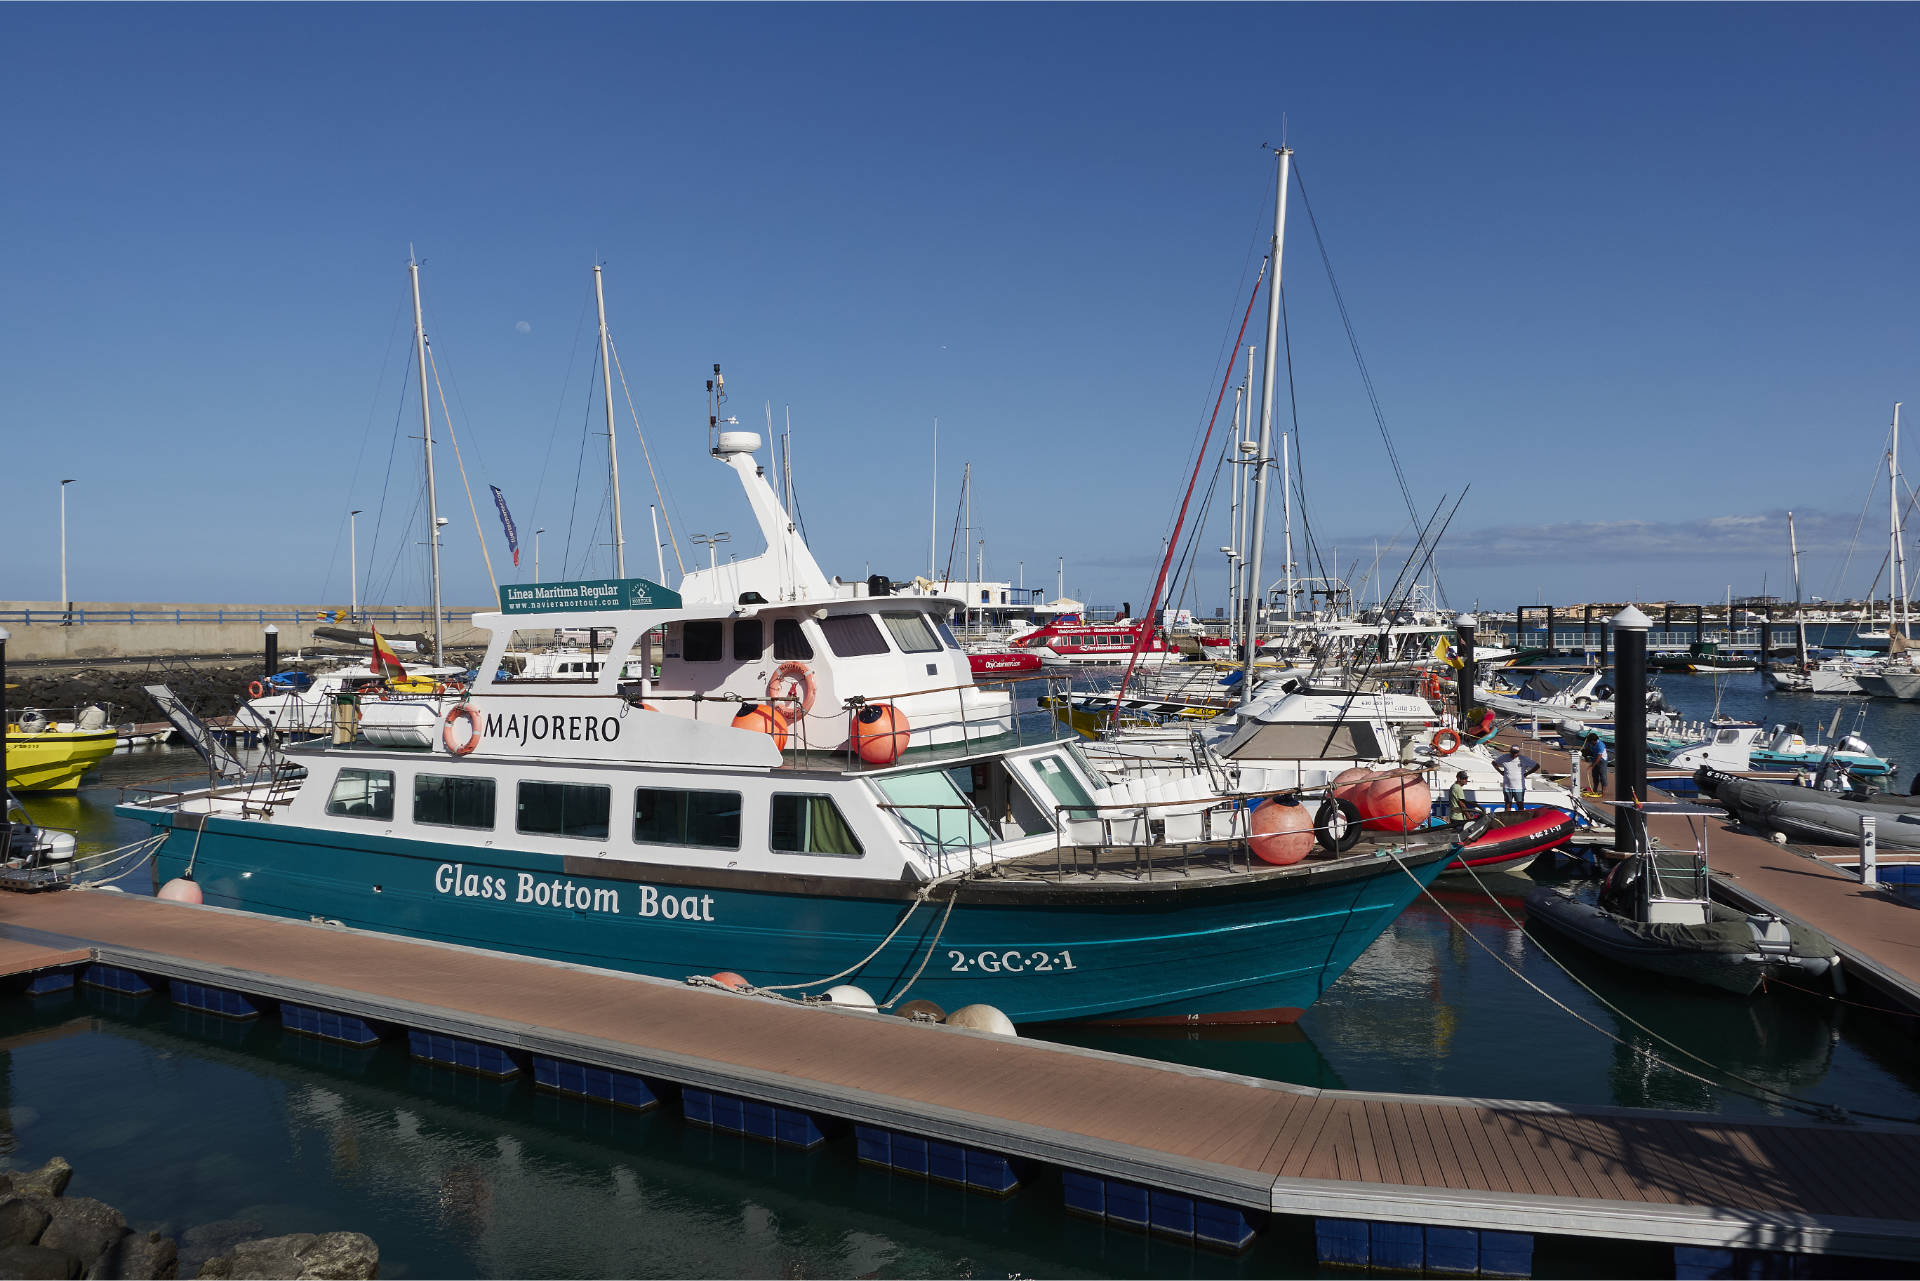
[969,651,1043,676]
[1446,806,1575,876]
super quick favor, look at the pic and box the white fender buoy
[157,878,203,904]
[945,1004,1017,1037]
[822,984,877,1010]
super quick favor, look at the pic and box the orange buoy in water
[732,702,790,750]
[158,877,203,905]
[851,703,910,765]
[1356,771,1433,834]
[1249,798,1315,865]
[709,971,750,991]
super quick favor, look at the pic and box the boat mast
[1896,404,1910,641]
[1235,345,1257,643]
[1226,383,1244,646]
[1240,145,1291,694]
[408,250,444,666]
[1789,510,1808,669]
[1282,432,1294,625]
[594,265,626,578]
[929,418,938,582]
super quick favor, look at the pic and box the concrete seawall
[0,601,493,663]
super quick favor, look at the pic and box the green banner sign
[498,577,683,615]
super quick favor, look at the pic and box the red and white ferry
[1006,619,1181,667]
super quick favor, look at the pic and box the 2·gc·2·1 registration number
[948,949,1077,973]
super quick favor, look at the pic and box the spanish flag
[369,625,408,680]
[1434,634,1465,669]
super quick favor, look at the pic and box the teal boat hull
[125,809,1453,1025]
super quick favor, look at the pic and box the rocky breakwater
[0,1158,376,1281]
[2,663,266,726]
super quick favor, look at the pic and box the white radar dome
[716,431,763,455]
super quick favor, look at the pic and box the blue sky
[5,3,1918,613]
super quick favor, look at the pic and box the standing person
[1584,733,1610,798]
[1447,771,1479,826]
[1493,747,1538,812]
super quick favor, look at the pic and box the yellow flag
[1435,634,1465,669]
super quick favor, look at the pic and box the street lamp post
[59,479,74,622]
[349,510,363,620]
[534,528,546,583]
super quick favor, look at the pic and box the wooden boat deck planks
[2,890,1919,1259]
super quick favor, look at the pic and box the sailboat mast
[1282,432,1294,624]
[1240,146,1292,689]
[929,419,938,582]
[1789,510,1808,668]
[1226,385,1244,645]
[594,266,626,578]
[1896,404,1910,639]
[783,406,795,516]
[409,251,444,666]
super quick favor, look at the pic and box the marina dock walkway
[0,889,1916,1265]
[1495,726,1920,1013]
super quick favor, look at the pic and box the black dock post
[1544,606,1555,656]
[1612,606,1651,855]
[1760,612,1772,667]
[264,624,279,680]
[1455,613,1477,728]
[1694,606,1704,649]
[1583,605,1594,658]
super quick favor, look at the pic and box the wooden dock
[0,889,1916,1269]
[1495,726,1920,1015]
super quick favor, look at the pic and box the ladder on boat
[143,685,248,780]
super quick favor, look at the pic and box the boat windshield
[875,768,995,853]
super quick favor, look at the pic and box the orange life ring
[247,680,266,699]
[766,662,817,718]
[1431,728,1461,756]
[443,704,481,756]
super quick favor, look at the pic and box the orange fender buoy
[767,661,817,719]
[732,702,790,750]
[1356,771,1432,834]
[442,704,482,756]
[851,703,910,765]
[1329,766,1375,798]
[709,971,750,991]
[1249,798,1315,865]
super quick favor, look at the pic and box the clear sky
[5,3,1918,614]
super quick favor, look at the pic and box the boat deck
[0,888,1917,1261]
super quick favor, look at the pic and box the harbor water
[8,717,1920,1278]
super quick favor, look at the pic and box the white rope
[605,336,686,576]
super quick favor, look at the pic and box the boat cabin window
[770,794,864,857]
[957,758,1052,838]
[1715,729,1742,744]
[326,768,395,821]
[733,620,764,662]
[1031,754,1097,818]
[633,787,741,850]
[773,619,814,660]
[414,774,496,829]
[820,614,889,658]
[880,612,942,654]
[875,768,995,851]
[516,781,611,840]
[682,621,724,663]
[934,619,961,650]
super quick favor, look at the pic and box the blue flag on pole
[490,485,521,567]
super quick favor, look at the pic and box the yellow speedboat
[6,711,118,793]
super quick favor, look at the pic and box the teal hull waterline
[128,811,1453,1025]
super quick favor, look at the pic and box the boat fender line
[1313,797,1364,853]
[767,662,817,718]
[443,704,482,756]
[1431,728,1462,756]
[247,681,266,699]
[705,873,967,1001]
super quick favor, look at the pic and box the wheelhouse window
[1217,720,1384,761]
[517,781,611,840]
[880,612,941,654]
[682,620,724,663]
[875,768,994,851]
[773,619,814,660]
[326,769,394,821]
[770,793,863,857]
[634,787,741,850]
[733,619,764,662]
[414,774,495,829]
[819,613,888,657]
[934,619,961,650]
[1031,754,1097,819]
